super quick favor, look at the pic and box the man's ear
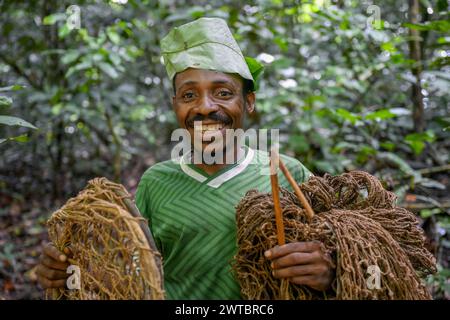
[245,92,256,114]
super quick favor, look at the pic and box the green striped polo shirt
[135,147,311,299]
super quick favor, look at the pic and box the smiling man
[36,17,334,299]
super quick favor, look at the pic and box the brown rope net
[233,168,436,300]
[46,177,165,300]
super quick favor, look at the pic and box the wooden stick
[270,149,285,246]
[278,159,315,220]
[401,201,450,210]
[418,164,450,175]
[115,189,164,278]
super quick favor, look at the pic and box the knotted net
[46,177,165,300]
[233,171,436,300]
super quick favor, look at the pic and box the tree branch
[0,52,43,90]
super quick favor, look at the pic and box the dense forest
[0,0,449,299]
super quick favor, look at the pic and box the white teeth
[194,123,224,131]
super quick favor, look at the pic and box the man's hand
[36,243,70,289]
[264,241,335,291]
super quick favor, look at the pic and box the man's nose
[194,94,219,115]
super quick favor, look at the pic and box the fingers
[265,241,335,291]
[41,254,69,271]
[36,264,69,280]
[265,241,321,260]
[272,265,316,279]
[37,274,67,289]
[43,243,67,262]
[272,262,329,279]
[36,243,73,290]
[36,264,69,289]
[271,251,318,269]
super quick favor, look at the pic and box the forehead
[174,68,243,89]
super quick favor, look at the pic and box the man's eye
[217,90,232,97]
[182,92,195,100]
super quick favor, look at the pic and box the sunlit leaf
[0,96,13,106]
[98,62,119,79]
[0,85,24,92]
[403,20,450,32]
[336,108,360,125]
[43,13,66,25]
[365,109,396,121]
[0,115,37,129]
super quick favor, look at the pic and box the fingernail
[264,250,271,258]
[59,255,67,262]
[270,262,274,268]
[272,270,275,276]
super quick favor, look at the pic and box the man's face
[172,68,255,153]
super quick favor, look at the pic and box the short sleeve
[135,175,163,253]
[135,178,150,219]
[293,160,313,183]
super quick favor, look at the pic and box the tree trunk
[408,0,425,133]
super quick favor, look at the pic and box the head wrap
[161,17,263,91]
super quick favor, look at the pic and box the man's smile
[193,121,230,142]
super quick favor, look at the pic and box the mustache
[186,112,232,127]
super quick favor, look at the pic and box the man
[36,17,334,299]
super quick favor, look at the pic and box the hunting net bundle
[46,178,165,300]
[233,170,436,300]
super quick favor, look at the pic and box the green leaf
[0,85,24,92]
[0,96,13,106]
[0,134,30,145]
[10,134,29,143]
[420,208,441,219]
[380,141,395,151]
[43,13,66,25]
[51,103,63,116]
[245,56,264,87]
[356,145,377,163]
[381,42,397,53]
[288,135,309,153]
[66,61,92,77]
[332,141,357,153]
[336,108,360,125]
[405,131,435,154]
[339,19,350,30]
[403,20,450,32]
[0,115,37,129]
[315,160,335,174]
[271,57,294,69]
[98,62,119,79]
[58,23,71,39]
[407,139,425,155]
[108,52,122,67]
[365,109,396,121]
[377,152,421,181]
[61,50,80,65]
[274,36,289,52]
[107,29,120,45]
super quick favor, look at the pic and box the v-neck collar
[179,146,255,188]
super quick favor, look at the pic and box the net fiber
[46,177,165,300]
[233,171,436,300]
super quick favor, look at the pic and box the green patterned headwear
[161,17,264,91]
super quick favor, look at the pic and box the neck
[194,144,244,176]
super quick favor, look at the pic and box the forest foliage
[0,0,449,299]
